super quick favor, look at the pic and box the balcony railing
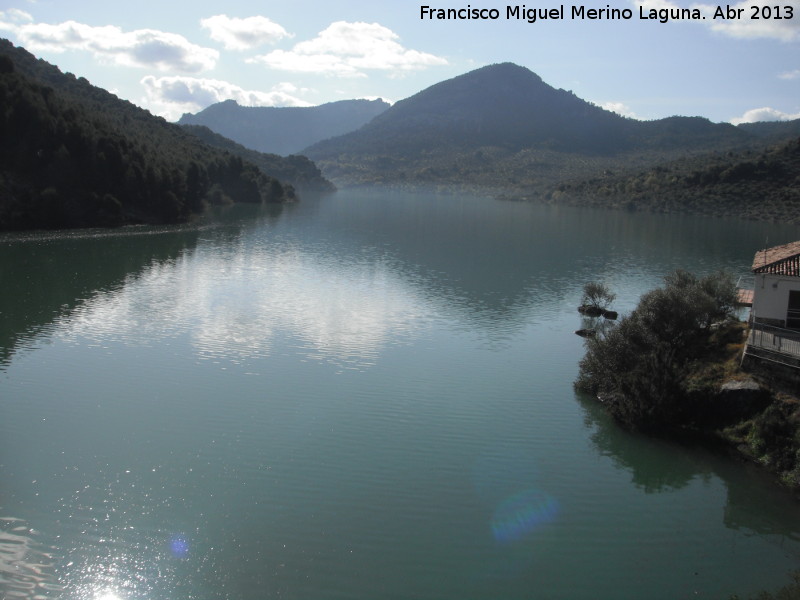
[745,320,800,368]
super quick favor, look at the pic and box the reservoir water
[1,190,799,600]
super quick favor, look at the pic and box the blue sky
[1,0,798,124]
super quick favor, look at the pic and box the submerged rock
[575,328,597,338]
[578,306,617,319]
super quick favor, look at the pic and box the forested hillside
[181,125,334,194]
[0,40,296,231]
[547,136,800,223]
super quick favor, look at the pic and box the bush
[750,403,799,472]
[580,281,616,310]
[576,270,737,430]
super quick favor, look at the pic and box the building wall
[752,273,800,327]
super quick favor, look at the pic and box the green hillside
[0,40,296,231]
[547,136,800,223]
[181,124,335,194]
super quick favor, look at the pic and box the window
[788,290,800,329]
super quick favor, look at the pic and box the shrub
[576,269,737,430]
[580,281,616,310]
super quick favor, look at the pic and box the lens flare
[170,535,189,558]
[491,489,559,543]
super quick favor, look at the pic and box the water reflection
[0,203,291,371]
[57,236,427,372]
[0,226,201,368]
[2,192,797,372]
[0,516,60,598]
[306,190,797,319]
[579,392,800,543]
[3,192,800,600]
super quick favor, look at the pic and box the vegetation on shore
[575,273,800,489]
[548,136,800,224]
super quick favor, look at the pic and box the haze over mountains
[302,62,785,189]
[178,62,799,216]
[178,98,390,156]
[2,36,799,230]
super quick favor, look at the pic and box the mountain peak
[307,62,618,156]
[178,98,389,156]
[470,61,543,80]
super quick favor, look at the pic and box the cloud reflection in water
[59,242,427,372]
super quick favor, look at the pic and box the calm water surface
[1,191,800,600]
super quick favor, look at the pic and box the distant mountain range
[307,63,744,158]
[178,98,390,156]
[3,37,798,229]
[301,62,798,191]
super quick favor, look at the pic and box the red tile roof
[736,288,753,306]
[752,240,800,277]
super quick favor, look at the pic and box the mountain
[308,63,640,156]
[737,118,800,141]
[0,40,298,231]
[181,124,334,194]
[302,63,754,190]
[178,98,390,156]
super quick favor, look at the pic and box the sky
[0,0,798,125]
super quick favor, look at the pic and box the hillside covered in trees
[181,124,334,194]
[546,135,800,224]
[0,40,298,231]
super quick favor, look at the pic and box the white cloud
[633,0,800,41]
[15,20,218,73]
[0,8,32,32]
[696,1,800,41]
[730,106,800,124]
[779,69,800,80]
[200,14,292,51]
[140,75,313,121]
[599,101,639,119]
[249,21,447,77]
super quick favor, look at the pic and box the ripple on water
[0,516,61,599]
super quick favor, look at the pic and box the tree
[576,270,737,430]
[580,281,616,311]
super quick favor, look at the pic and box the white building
[751,240,800,329]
